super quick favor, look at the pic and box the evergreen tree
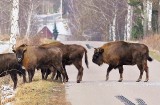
[53,22,59,40]
[128,0,144,39]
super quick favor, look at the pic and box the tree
[53,22,59,40]
[9,0,19,52]
[67,0,127,41]
[124,0,133,41]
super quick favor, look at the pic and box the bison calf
[0,53,26,89]
[92,41,152,82]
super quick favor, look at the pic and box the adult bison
[40,42,89,83]
[0,53,26,89]
[92,41,153,82]
[13,44,66,83]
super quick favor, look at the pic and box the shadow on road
[136,98,147,105]
[115,95,147,105]
[116,95,135,105]
[116,95,147,105]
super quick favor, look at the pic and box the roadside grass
[141,34,160,62]
[14,71,70,105]
[149,51,160,62]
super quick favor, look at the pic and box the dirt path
[64,41,160,105]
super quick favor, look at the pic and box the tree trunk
[112,13,116,41]
[9,0,19,52]
[125,2,133,41]
[109,24,112,41]
[158,0,160,33]
[143,0,153,36]
[25,3,33,38]
[143,0,148,36]
[147,0,152,31]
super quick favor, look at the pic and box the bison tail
[84,49,89,68]
[148,56,153,62]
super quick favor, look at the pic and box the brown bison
[40,42,89,83]
[92,41,153,82]
[13,44,66,83]
[0,53,26,89]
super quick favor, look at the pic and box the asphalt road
[64,41,160,105]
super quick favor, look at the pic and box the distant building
[36,26,53,39]
[36,13,71,41]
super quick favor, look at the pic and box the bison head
[13,44,27,63]
[92,48,104,66]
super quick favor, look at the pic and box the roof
[38,21,71,36]
[37,26,53,39]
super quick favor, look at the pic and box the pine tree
[53,22,59,40]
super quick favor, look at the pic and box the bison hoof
[136,80,141,82]
[118,80,122,82]
[106,77,109,81]
[66,78,69,82]
[77,80,80,83]
[144,80,148,82]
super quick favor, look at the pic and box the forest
[0,0,159,42]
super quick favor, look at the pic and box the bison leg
[143,61,149,82]
[10,72,18,89]
[28,71,32,82]
[44,69,51,80]
[49,67,57,80]
[41,69,46,80]
[28,69,35,82]
[136,64,144,82]
[55,70,61,81]
[55,67,68,82]
[55,71,59,80]
[106,65,113,81]
[118,66,123,82]
[22,69,27,83]
[73,61,83,83]
[60,68,67,83]
[58,69,66,83]
[63,65,69,82]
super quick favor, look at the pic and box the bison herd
[0,41,153,89]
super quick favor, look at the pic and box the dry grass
[13,71,70,105]
[140,34,160,61]
[141,34,160,52]
[0,35,10,41]
[0,66,70,105]
[149,51,160,61]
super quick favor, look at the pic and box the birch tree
[147,0,153,31]
[67,0,127,41]
[124,0,133,41]
[143,0,153,36]
[111,1,118,41]
[19,0,41,38]
[9,0,19,52]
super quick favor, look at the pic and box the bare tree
[67,0,127,41]
[9,0,19,52]
[124,0,133,41]
[0,1,12,36]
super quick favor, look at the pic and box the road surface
[64,41,160,105]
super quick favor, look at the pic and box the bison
[40,42,89,83]
[0,53,26,89]
[13,44,67,83]
[92,41,153,82]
